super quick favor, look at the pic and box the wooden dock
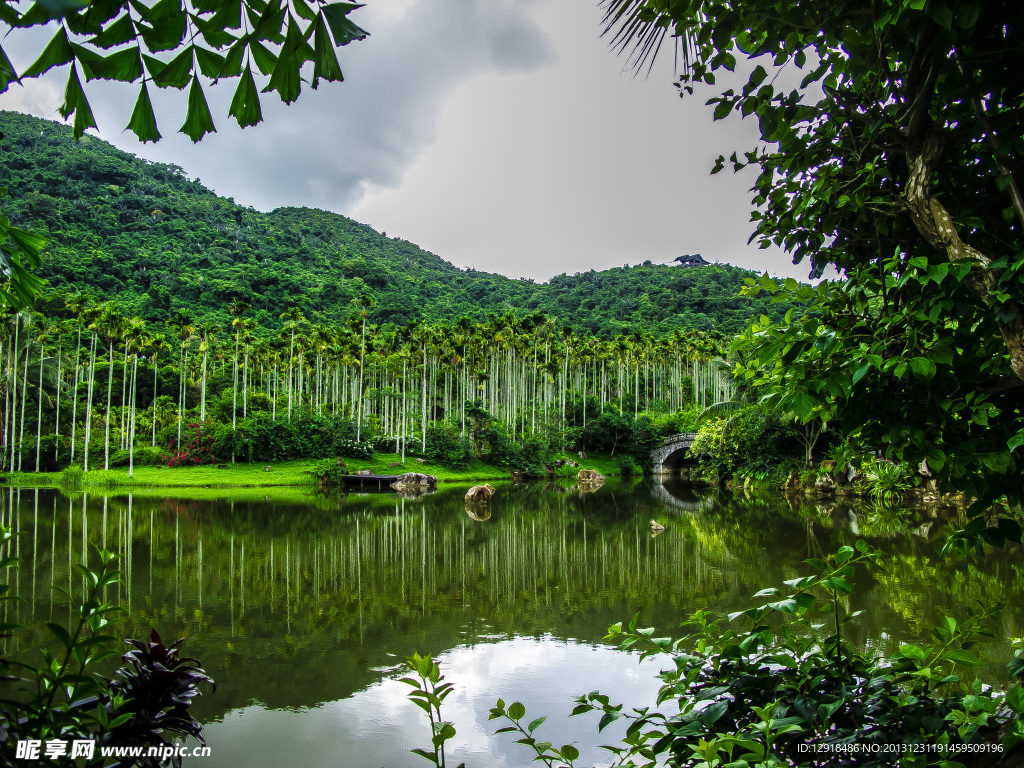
[341,474,400,489]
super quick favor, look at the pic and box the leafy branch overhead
[1,0,369,142]
[601,1,1024,510]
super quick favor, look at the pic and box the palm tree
[169,309,195,445]
[352,295,375,440]
[228,300,251,430]
[197,321,221,422]
[279,307,306,419]
[149,334,169,447]
[94,302,126,471]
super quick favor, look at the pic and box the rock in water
[465,483,496,503]
[391,472,438,490]
[578,469,604,482]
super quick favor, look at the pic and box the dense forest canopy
[0,111,799,338]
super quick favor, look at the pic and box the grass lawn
[4,452,625,490]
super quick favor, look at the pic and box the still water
[2,481,1021,766]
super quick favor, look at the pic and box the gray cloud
[3,0,556,213]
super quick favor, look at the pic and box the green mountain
[1,110,793,336]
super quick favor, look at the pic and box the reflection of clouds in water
[201,637,663,768]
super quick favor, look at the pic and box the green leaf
[929,4,953,29]
[312,15,344,87]
[194,46,226,78]
[81,46,143,82]
[945,649,983,667]
[150,45,193,88]
[21,26,75,79]
[1005,686,1024,714]
[59,65,98,139]
[909,356,936,380]
[228,64,263,128]
[0,43,18,91]
[248,39,278,76]
[127,81,161,142]
[527,716,546,732]
[46,621,74,649]
[17,0,89,26]
[321,2,369,46]
[507,701,526,721]
[88,12,136,48]
[138,3,187,51]
[179,73,216,142]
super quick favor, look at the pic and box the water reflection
[1,482,1020,767]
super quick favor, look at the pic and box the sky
[2,0,806,283]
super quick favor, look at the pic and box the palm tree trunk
[129,354,138,478]
[104,341,114,471]
[70,327,81,462]
[53,345,62,465]
[35,341,44,472]
[83,334,97,471]
[18,333,31,472]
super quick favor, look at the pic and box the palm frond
[697,400,747,425]
[598,0,689,77]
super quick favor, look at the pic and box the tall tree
[602,0,1024,510]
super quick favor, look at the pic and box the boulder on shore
[465,483,496,503]
[391,472,438,491]
[578,469,604,482]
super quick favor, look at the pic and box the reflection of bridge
[650,432,698,475]
[651,482,702,512]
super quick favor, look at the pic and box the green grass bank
[2,453,624,491]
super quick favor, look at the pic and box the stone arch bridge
[650,433,698,474]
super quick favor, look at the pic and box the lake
[1,480,1020,766]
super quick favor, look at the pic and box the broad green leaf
[17,0,89,26]
[60,65,98,138]
[852,362,870,384]
[312,15,344,87]
[929,4,953,28]
[138,2,187,51]
[193,46,225,78]
[151,45,193,88]
[945,649,982,667]
[507,701,526,721]
[228,64,263,128]
[219,37,246,78]
[87,12,136,48]
[80,46,143,82]
[179,73,216,142]
[248,39,278,76]
[909,356,936,380]
[321,2,369,46]
[127,81,161,142]
[21,26,74,79]
[46,621,74,648]
[1006,686,1024,714]
[0,44,17,91]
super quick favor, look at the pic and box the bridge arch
[650,432,698,475]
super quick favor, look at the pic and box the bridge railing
[662,432,698,444]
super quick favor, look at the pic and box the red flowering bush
[166,423,217,467]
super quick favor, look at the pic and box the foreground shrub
[0,532,213,765]
[406,542,1024,768]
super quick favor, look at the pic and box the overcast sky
[3,0,806,283]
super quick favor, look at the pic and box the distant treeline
[0,111,802,339]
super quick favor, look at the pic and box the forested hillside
[1,111,793,336]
